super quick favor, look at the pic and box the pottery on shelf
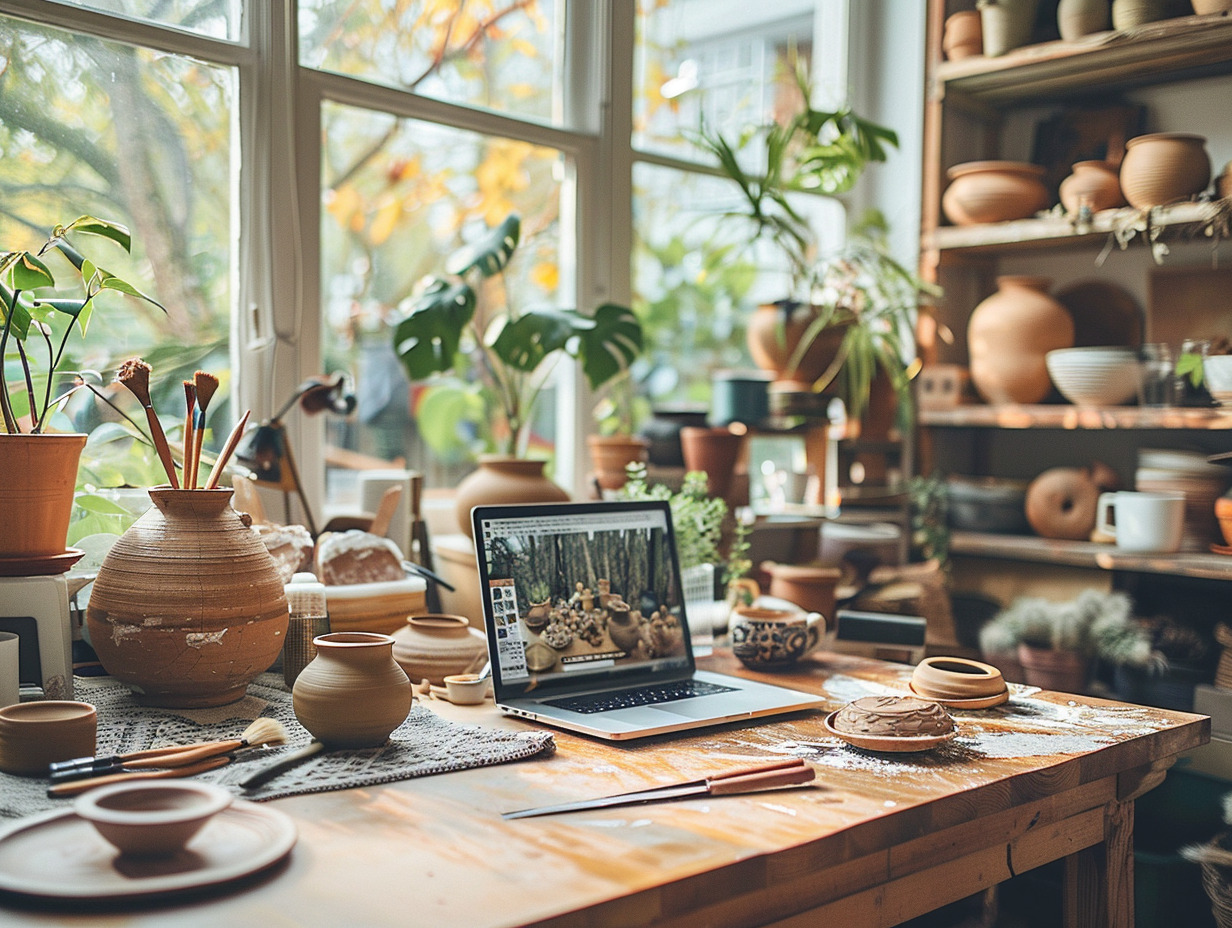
[943,10,983,59]
[1119,133,1211,210]
[1193,0,1232,12]
[453,456,569,538]
[745,301,846,390]
[637,405,709,467]
[967,276,1075,405]
[1059,160,1126,214]
[587,435,649,492]
[979,0,1041,57]
[942,161,1051,226]
[1057,0,1111,39]
[293,632,411,749]
[390,614,487,686]
[85,488,289,708]
[1111,0,1175,27]
[0,432,86,561]
[679,426,746,500]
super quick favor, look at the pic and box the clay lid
[831,696,955,738]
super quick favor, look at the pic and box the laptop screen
[472,500,694,699]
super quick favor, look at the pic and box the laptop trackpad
[645,697,749,720]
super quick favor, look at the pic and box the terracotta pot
[1059,160,1126,214]
[587,435,649,492]
[1119,132,1211,210]
[1017,643,1090,693]
[746,302,846,390]
[679,426,745,499]
[943,10,983,59]
[968,276,1075,404]
[1058,0,1112,38]
[453,456,569,538]
[292,632,411,749]
[980,650,1027,685]
[0,433,86,560]
[942,161,1051,225]
[979,0,1041,56]
[390,614,487,686]
[762,561,842,620]
[85,488,289,708]
[1193,0,1232,12]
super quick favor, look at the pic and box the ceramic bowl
[911,656,1008,708]
[75,780,233,858]
[0,701,96,776]
[946,476,1030,534]
[1204,355,1232,399]
[444,673,491,705]
[1045,347,1139,406]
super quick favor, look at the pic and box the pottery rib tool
[182,379,197,489]
[187,370,218,489]
[237,740,325,792]
[502,758,815,819]
[116,358,179,488]
[204,409,252,490]
[47,755,233,798]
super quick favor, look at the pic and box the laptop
[471,499,825,740]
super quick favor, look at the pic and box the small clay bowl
[911,656,1009,708]
[75,780,233,858]
[444,673,491,705]
[0,701,97,776]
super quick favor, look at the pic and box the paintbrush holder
[85,488,289,708]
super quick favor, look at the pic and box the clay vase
[1058,0,1111,38]
[1017,643,1089,693]
[762,561,842,620]
[942,161,1051,225]
[0,433,86,561]
[746,302,846,390]
[606,603,643,653]
[453,455,569,538]
[943,10,983,59]
[1059,160,1126,214]
[1119,132,1211,210]
[85,488,289,708]
[679,427,746,500]
[967,276,1075,404]
[292,632,411,749]
[979,0,1041,56]
[587,435,649,492]
[390,614,487,686]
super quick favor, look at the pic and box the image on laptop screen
[475,503,692,692]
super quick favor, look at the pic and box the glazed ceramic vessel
[967,276,1075,404]
[1119,133,1211,210]
[293,632,411,749]
[1059,160,1126,214]
[942,161,1051,225]
[390,614,488,686]
[453,456,569,538]
[0,433,86,560]
[729,607,825,670]
[86,488,289,708]
[1057,0,1111,39]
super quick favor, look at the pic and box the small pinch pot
[911,656,1008,706]
[0,701,96,776]
[729,607,825,671]
[75,780,233,858]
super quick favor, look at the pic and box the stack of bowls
[1136,448,1230,550]
[1045,347,1139,406]
[1204,355,1232,407]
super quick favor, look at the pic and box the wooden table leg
[1063,799,1134,928]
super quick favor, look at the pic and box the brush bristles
[240,717,288,748]
[116,357,153,404]
[193,370,219,410]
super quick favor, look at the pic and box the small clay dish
[825,696,957,753]
[0,701,97,776]
[444,673,490,705]
[910,656,1009,708]
[75,780,233,858]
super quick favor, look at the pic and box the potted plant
[391,214,642,534]
[588,367,650,492]
[1,216,163,561]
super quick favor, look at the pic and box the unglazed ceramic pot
[942,10,983,59]
[679,427,746,499]
[293,632,411,749]
[0,701,96,776]
[453,456,569,538]
[1119,133,1211,210]
[979,0,1040,56]
[1057,0,1111,39]
[1111,0,1171,27]
[86,488,289,708]
[942,161,1051,225]
[587,435,649,491]
[729,607,825,670]
[911,657,1007,702]
[746,302,846,390]
[967,276,1075,404]
[75,781,233,858]
[1059,160,1126,213]
[762,562,842,620]
[0,433,86,560]
[390,614,487,686]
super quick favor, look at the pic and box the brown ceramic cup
[729,607,825,671]
[0,700,97,776]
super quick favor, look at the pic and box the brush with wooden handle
[204,409,251,490]
[182,380,196,489]
[187,370,218,489]
[116,358,179,488]
[47,755,233,798]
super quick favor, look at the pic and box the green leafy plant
[907,471,950,569]
[619,461,726,570]
[391,214,643,457]
[1,217,164,434]
[979,590,1159,667]
[722,516,753,588]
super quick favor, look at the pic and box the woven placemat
[0,674,554,821]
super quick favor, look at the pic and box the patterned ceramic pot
[729,607,825,670]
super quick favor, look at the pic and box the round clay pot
[967,276,1075,404]
[1017,643,1089,693]
[390,614,487,686]
[679,426,746,499]
[911,657,1006,701]
[85,488,289,708]
[1059,160,1126,214]
[1111,0,1171,27]
[1058,0,1112,38]
[587,435,649,492]
[979,0,1041,56]
[746,302,846,390]
[293,632,411,749]
[0,432,86,560]
[762,562,842,619]
[943,10,983,59]
[1193,0,1232,13]
[1119,133,1211,210]
[606,602,643,653]
[942,161,1051,226]
[453,456,569,538]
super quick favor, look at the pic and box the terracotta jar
[746,302,846,390]
[85,488,289,708]
[967,276,1075,404]
[1119,132,1211,210]
[1017,643,1089,693]
[453,456,569,538]
[679,427,745,499]
[292,632,411,749]
[0,433,86,561]
[942,161,1051,226]
[943,10,983,59]
[1057,0,1111,39]
[587,435,649,492]
[1059,160,1126,214]
[762,562,842,620]
[391,614,487,686]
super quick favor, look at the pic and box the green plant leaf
[0,284,33,340]
[92,268,168,313]
[391,279,476,379]
[576,303,643,390]
[74,493,136,515]
[414,381,489,460]
[446,213,520,278]
[30,297,89,317]
[7,251,55,290]
[61,216,132,252]
[491,307,587,373]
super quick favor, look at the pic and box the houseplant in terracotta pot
[1,216,164,564]
[588,366,649,492]
[391,214,642,533]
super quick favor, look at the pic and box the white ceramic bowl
[1045,347,1139,406]
[1205,355,1232,400]
[75,780,233,857]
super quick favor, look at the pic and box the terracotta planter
[942,161,1051,226]
[746,302,846,390]
[1017,643,1090,693]
[1059,160,1126,214]
[1119,132,1211,210]
[1058,0,1111,39]
[85,488,289,707]
[390,614,487,686]
[292,632,411,749]
[979,0,1041,56]
[587,435,649,492]
[943,10,983,59]
[0,433,86,561]
[679,426,745,499]
[968,276,1075,404]
[453,455,569,538]
[762,561,842,620]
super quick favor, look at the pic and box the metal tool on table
[502,758,815,820]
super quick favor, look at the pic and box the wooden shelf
[951,530,1232,581]
[937,13,1232,105]
[920,404,1232,430]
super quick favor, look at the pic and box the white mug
[1096,491,1185,553]
[0,633,18,708]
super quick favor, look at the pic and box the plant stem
[0,289,17,433]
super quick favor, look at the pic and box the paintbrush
[182,380,196,490]
[187,370,218,489]
[48,755,234,798]
[116,358,179,488]
[204,409,251,490]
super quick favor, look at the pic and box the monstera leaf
[489,308,591,374]
[575,302,643,390]
[446,213,520,279]
[392,279,477,381]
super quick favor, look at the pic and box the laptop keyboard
[545,679,738,715]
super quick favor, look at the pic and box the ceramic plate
[0,548,84,577]
[908,682,1010,710]
[823,711,957,753]
[0,798,295,900]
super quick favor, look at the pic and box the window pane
[319,103,565,499]
[301,1,563,126]
[46,0,239,41]
[0,17,234,484]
